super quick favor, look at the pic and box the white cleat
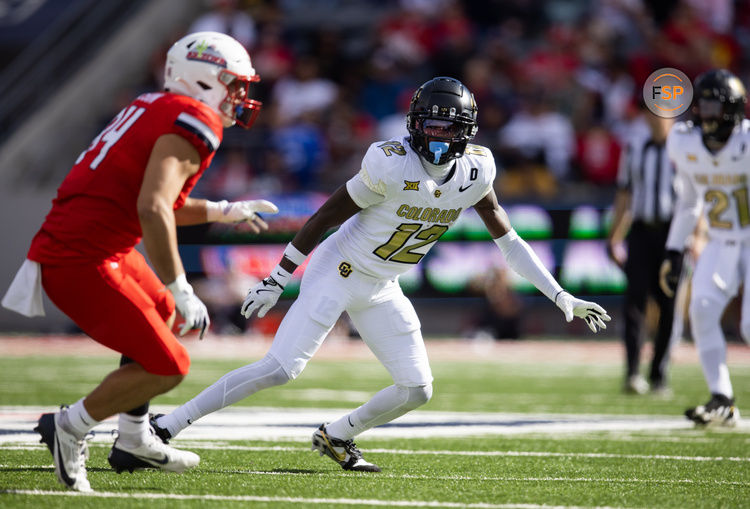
[108,428,199,473]
[35,410,92,492]
[623,374,649,395]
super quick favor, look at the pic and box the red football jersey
[28,92,223,264]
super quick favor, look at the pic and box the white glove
[207,199,279,225]
[555,291,611,333]
[167,274,210,339]
[240,265,292,319]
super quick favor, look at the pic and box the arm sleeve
[494,229,563,301]
[665,169,701,250]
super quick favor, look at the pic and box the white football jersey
[668,119,750,242]
[333,136,496,279]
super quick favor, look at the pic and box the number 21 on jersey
[74,105,146,170]
[705,186,750,229]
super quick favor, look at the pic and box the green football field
[1,339,749,508]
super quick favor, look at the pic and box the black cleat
[311,423,381,472]
[685,393,740,427]
[108,441,152,473]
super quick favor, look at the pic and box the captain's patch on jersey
[403,180,420,191]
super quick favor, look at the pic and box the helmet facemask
[696,96,743,144]
[217,70,262,128]
[411,117,474,164]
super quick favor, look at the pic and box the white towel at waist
[2,259,45,317]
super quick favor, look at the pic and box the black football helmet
[693,69,747,144]
[406,77,478,165]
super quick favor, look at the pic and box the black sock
[120,355,149,416]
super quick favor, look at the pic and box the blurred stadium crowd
[1,0,748,339]
[116,0,749,204]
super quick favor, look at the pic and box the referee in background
[607,107,676,395]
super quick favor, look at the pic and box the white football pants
[269,237,433,386]
[689,239,750,398]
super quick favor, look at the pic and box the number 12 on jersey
[374,223,448,264]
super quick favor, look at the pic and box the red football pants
[41,249,189,375]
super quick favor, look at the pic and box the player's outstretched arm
[175,197,279,234]
[473,189,611,333]
[241,185,362,319]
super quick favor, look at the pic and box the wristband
[269,264,293,288]
[205,200,229,222]
[554,290,566,305]
[166,273,193,294]
[282,243,307,266]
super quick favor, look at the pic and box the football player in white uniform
[152,77,610,471]
[660,69,748,426]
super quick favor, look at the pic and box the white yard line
[0,489,629,509]
[4,405,736,444]
[2,406,748,456]
[2,443,747,463]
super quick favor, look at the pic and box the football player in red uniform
[2,32,276,491]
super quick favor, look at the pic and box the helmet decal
[186,41,228,68]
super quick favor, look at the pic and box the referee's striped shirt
[616,130,675,224]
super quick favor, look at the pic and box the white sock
[326,385,413,441]
[698,345,733,398]
[59,398,99,440]
[117,413,149,447]
[157,401,200,439]
[158,355,288,438]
